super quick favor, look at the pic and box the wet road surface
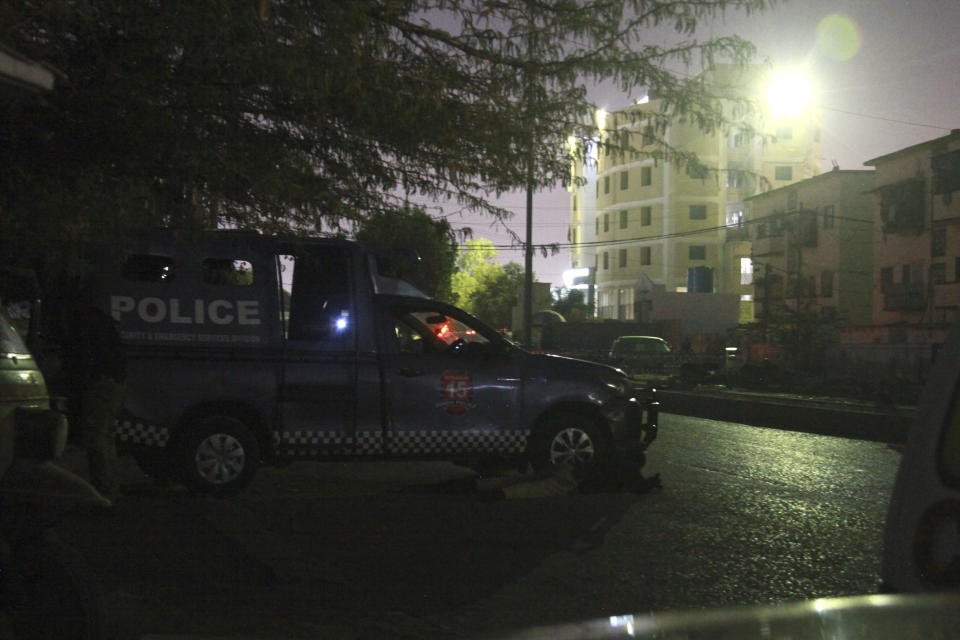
[56,413,902,639]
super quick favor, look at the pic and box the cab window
[201,258,254,286]
[122,254,175,282]
[388,304,492,356]
[283,249,353,345]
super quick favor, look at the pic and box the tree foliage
[451,238,525,329]
[551,287,594,322]
[354,205,459,301]
[1,0,771,272]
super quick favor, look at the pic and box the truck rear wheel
[180,415,260,497]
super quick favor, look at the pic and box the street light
[765,70,813,119]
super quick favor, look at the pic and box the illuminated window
[740,258,753,285]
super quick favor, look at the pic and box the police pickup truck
[85,230,657,495]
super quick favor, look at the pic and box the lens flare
[816,13,861,61]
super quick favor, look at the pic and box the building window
[776,125,793,140]
[620,171,628,190]
[596,181,600,198]
[881,267,894,291]
[641,206,652,226]
[686,162,708,179]
[603,252,609,270]
[618,287,635,320]
[956,257,960,282]
[823,205,835,229]
[618,249,627,268]
[775,166,793,181]
[641,247,651,265]
[641,167,652,186]
[933,225,947,257]
[619,210,628,229]
[932,263,947,285]
[726,162,743,188]
[689,245,706,260]
[690,205,707,220]
[604,176,610,194]
[643,124,655,146]
[603,213,609,232]
[572,195,578,212]
[820,270,834,297]
[740,258,753,285]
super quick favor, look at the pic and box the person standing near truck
[62,292,127,502]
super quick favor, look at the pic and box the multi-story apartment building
[569,66,822,321]
[741,169,875,327]
[866,129,960,343]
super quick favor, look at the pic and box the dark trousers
[79,376,125,498]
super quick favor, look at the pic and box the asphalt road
[54,413,903,640]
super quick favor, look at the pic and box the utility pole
[522,2,536,347]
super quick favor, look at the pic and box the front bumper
[603,393,659,456]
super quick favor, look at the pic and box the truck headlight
[602,374,632,398]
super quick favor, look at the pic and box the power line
[457,210,873,251]
[821,106,954,132]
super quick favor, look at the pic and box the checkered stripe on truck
[275,429,529,455]
[116,419,170,447]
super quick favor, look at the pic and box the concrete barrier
[657,388,916,444]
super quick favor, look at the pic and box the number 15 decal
[438,371,475,413]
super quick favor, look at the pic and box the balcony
[883,282,926,311]
[934,281,960,308]
[726,225,750,242]
[932,190,960,222]
[752,235,785,256]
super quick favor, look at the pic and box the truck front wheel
[180,415,260,497]
[529,412,609,474]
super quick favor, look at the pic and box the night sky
[435,0,960,289]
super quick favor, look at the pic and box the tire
[529,411,610,474]
[0,534,105,640]
[180,415,260,497]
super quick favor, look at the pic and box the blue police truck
[89,230,658,495]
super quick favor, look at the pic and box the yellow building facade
[569,66,822,321]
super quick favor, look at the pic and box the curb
[656,388,916,444]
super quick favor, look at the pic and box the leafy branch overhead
[1,0,771,267]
